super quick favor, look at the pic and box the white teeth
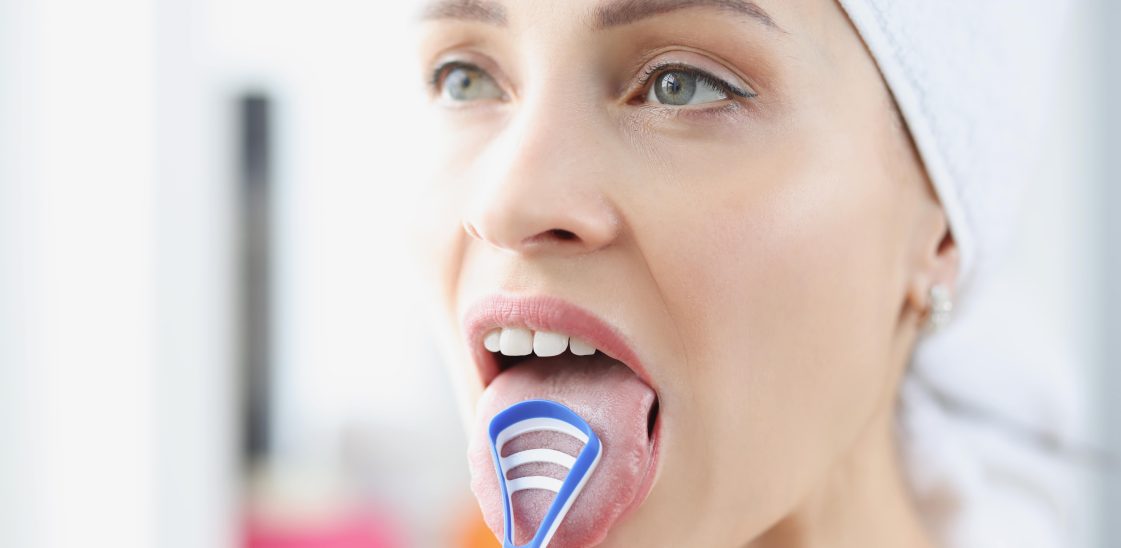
[487,327,599,357]
[484,330,501,353]
[533,331,569,357]
[569,337,596,356]
[499,327,534,356]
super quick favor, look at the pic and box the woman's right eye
[432,62,505,103]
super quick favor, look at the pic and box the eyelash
[428,60,474,92]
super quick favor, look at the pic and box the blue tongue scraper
[488,399,602,548]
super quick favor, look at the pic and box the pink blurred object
[244,509,404,548]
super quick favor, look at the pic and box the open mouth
[463,295,662,547]
[484,328,661,441]
[486,324,659,439]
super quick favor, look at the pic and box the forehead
[419,0,793,31]
[417,0,846,62]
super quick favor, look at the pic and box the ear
[905,208,961,322]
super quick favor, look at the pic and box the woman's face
[416,0,946,545]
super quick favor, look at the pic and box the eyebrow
[420,0,780,31]
[593,0,779,30]
[420,0,507,26]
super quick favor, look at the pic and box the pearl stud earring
[928,284,953,330]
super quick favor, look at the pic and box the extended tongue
[487,400,602,547]
[469,355,657,548]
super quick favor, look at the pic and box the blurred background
[0,0,1116,547]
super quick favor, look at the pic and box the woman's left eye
[645,69,731,107]
[641,64,753,107]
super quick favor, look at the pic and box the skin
[413,0,961,546]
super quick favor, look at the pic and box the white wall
[1098,0,1121,544]
[0,1,157,547]
[176,0,468,544]
[154,0,240,545]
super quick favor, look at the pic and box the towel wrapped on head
[835,1,1081,546]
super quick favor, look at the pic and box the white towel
[834,2,1082,546]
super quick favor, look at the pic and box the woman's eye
[646,70,729,106]
[436,63,504,103]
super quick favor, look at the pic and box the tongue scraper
[488,399,602,548]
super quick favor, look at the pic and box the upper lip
[461,293,653,390]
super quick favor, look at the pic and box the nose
[462,103,622,257]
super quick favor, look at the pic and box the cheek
[415,178,465,312]
[417,116,499,304]
[413,186,479,414]
[413,125,494,415]
[628,143,905,534]
[638,134,902,383]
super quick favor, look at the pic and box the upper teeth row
[483,327,598,357]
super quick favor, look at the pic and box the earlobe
[905,225,961,328]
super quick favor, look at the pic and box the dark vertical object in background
[238,94,272,467]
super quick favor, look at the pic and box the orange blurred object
[455,502,499,548]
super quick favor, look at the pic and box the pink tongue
[468,355,656,548]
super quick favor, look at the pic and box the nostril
[463,221,483,241]
[550,229,577,241]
